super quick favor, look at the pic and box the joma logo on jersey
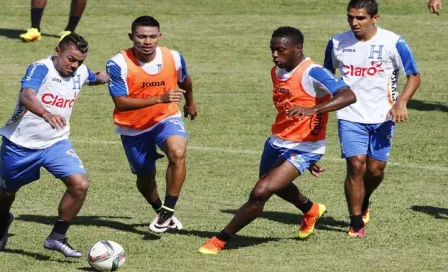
[342,61,384,77]
[140,81,165,88]
[343,48,356,52]
[41,92,78,108]
[274,87,289,94]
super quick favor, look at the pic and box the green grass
[1,1,447,271]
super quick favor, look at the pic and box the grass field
[1,0,447,271]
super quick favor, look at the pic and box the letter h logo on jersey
[72,75,82,90]
[368,45,384,60]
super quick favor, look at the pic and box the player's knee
[346,158,366,175]
[68,178,89,196]
[366,165,384,179]
[249,184,272,203]
[167,146,186,164]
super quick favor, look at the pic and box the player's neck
[355,26,378,42]
[132,47,157,63]
[286,55,305,72]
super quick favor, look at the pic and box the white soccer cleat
[149,212,183,233]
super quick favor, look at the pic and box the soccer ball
[88,240,126,271]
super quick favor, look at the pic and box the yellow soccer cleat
[348,227,366,238]
[362,208,370,225]
[298,203,326,239]
[199,236,226,255]
[59,30,71,41]
[20,28,41,42]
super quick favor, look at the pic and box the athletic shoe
[20,28,41,42]
[298,203,326,239]
[58,30,71,41]
[0,213,14,251]
[199,236,226,255]
[149,209,183,233]
[362,208,370,225]
[348,227,366,238]
[43,238,82,257]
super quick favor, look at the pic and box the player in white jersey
[324,0,421,237]
[0,33,109,257]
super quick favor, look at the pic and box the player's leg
[338,119,370,237]
[61,0,87,39]
[0,137,43,250]
[40,140,87,257]
[136,170,163,212]
[20,0,46,41]
[362,121,395,225]
[149,117,188,232]
[199,159,300,254]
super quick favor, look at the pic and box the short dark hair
[347,0,378,17]
[272,26,304,46]
[131,16,160,33]
[58,33,88,53]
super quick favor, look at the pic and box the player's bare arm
[428,0,443,15]
[112,89,185,112]
[178,74,197,120]
[388,73,421,123]
[89,71,110,85]
[285,86,356,117]
[20,88,66,130]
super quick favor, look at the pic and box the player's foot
[43,238,82,257]
[59,30,71,41]
[362,208,370,225]
[149,209,183,233]
[0,213,14,251]
[20,28,41,42]
[298,203,326,239]
[348,227,366,238]
[199,236,226,255]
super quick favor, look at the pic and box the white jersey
[324,27,419,124]
[106,47,188,136]
[0,57,96,149]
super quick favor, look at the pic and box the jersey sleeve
[323,38,337,71]
[308,66,348,95]
[85,67,97,84]
[171,50,188,83]
[394,37,419,76]
[21,63,49,92]
[106,55,128,97]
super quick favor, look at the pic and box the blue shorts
[0,137,86,191]
[259,138,323,176]
[121,116,188,175]
[338,120,395,162]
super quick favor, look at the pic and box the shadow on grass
[0,28,60,40]
[411,205,448,219]
[16,215,160,240]
[1,248,75,263]
[407,99,448,112]
[77,267,95,271]
[221,209,347,233]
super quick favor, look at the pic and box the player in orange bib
[106,16,197,233]
[199,26,356,254]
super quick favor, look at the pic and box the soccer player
[0,33,109,257]
[198,26,356,255]
[428,0,443,15]
[324,0,421,237]
[20,0,87,42]
[106,16,197,233]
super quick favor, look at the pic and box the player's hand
[387,101,408,123]
[159,89,185,103]
[184,101,198,120]
[285,106,316,120]
[428,0,443,15]
[94,71,110,84]
[43,112,66,130]
[308,162,327,178]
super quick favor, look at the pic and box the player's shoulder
[376,27,401,44]
[107,52,126,68]
[331,30,354,43]
[30,57,52,69]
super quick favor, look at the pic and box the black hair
[58,33,88,53]
[347,0,378,17]
[131,16,160,33]
[272,26,304,46]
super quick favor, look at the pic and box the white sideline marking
[72,139,448,172]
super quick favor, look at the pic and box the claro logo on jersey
[41,92,77,108]
[342,61,384,77]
